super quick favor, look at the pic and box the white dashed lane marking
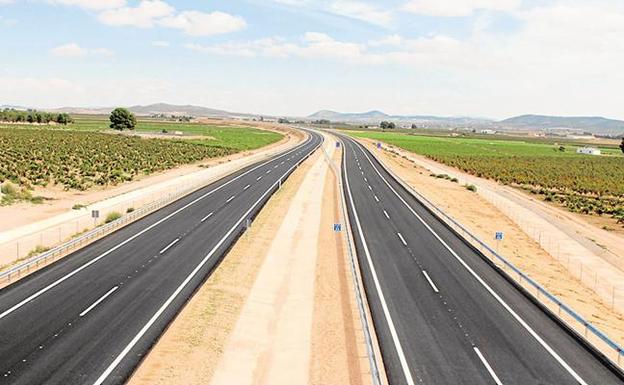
[159,238,179,254]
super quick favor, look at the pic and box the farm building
[576,147,602,155]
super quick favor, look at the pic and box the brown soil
[127,150,314,385]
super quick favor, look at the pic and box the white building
[576,147,601,155]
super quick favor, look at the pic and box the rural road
[337,133,623,385]
[0,131,323,385]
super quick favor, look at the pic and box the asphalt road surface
[338,133,623,385]
[0,131,322,385]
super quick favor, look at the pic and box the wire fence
[371,145,624,369]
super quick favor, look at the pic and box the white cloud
[187,32,373,63]
[152,40,170,47]
[47,0,126,11]
[329,1,393,26]
[0,0,14,4]
[50,43,114,57]
[402,0,520,17]
[98,0,174,27]
[158,10,246,36]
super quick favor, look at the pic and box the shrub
[126,207,135,213]
[27,245,51,257]
[105,211,122,223]
[465,184,477,192]
[72,204,87,210]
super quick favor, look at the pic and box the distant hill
[47,103,257,118]
[308,110,490,126]
[501,115,624,135]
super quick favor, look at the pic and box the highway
[338,133,623,385]
[0,130,322,385]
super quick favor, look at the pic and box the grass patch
[27,245,51,258]
[105,211,122,223]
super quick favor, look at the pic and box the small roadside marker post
[377,142,382,150]
[333,223,342,232]
[495,231,504,253]
[91,210,99,227]
[336,141,341,148]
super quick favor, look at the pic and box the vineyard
[0,125,276,192]
[350,131,624,224]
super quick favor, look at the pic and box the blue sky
[1,0,624,119]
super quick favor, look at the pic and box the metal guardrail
[0,136,312,284]
[315,130,383,385]
[366,141,624,368]
[1,187,188,282]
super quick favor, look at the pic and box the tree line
[0,108,73,125]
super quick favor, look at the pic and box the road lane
[338,133,623,385]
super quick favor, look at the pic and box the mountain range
[308,110,624,135]
[500,115,624,135]
[2,103,623,136]
[307,110,490,126]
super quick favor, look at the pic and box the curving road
[338,133,623,385]
[0,130,323,385]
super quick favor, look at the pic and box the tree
[620,138,624,154]
[56,113,73,125]
[109,108,136,130]
[380,121,389,129]
[411,124,417,129]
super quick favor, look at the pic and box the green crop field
[68,118,283,151]
[349,131,624,223]
[0,119,282,201]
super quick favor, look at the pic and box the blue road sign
[336,141,341,148]
[495,232,504,241]
[333,223,342,232]
[377,142,382,149]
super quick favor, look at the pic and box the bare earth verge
[361,140,624,349]
[128,145,313,385]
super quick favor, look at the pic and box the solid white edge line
[383,210,390,219]
[397,232,407,246]
[353,139,589,385]
[422,270,439,293]
[474,347,504,385]
[226,195,235,203]
[79,286,119,317]
[0,136,311,321]
[200,212,214,222]
[91,133,322,385]
[342,142,416,385]
[159,238,179,254]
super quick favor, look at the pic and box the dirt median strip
[309,139,369,385]
[126,149,314,385]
